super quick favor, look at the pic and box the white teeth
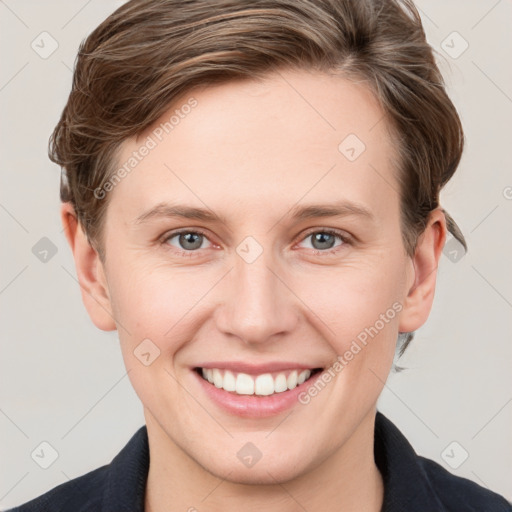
[223,370,236,392]
[255,374,274,396]
[204,368,214,384]
[297,370,310,385]
[200,368,314,396]
[213,368,223,388]
[287,370,298,389]
[236,373,254,395]
[274,373,288,393]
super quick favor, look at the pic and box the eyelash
[160,228,351,258]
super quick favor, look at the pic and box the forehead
[108,68,400,227]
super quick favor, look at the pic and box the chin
[202,457,308,486]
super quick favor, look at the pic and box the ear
[61,202,117,331]
[398,208,447,333]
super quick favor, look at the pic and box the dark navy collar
[374,411,445,511]
[101,423,149,511]
[97,411,511,512]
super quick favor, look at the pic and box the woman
[7,0,511,510]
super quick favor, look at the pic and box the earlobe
[61,202,117,332]
[398,208,447,333]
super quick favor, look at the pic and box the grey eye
[312,232,336,250]
[299,231,344,251]
[167,232,208,251]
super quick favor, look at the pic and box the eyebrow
[134,200,375,225]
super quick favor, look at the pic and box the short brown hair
[50,0,467,357]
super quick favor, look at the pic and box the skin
[62,68,446,512]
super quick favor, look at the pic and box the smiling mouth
[194,367,323,396]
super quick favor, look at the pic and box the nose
[214,246,299,346]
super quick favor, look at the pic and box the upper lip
[194,361,323,374]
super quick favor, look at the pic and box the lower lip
[192,369,323,418]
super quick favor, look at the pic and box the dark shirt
[6,411,511,511]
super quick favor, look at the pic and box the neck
[144,408,384,512]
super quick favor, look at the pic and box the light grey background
[1,0,511,508]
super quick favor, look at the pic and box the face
[85,69,422,483]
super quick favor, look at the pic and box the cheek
[108,264,217,352]
[109,268,198,405]
[109,260,177,322]
[298,259,405,346]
